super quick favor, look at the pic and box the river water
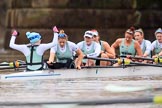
[0,72,162,108]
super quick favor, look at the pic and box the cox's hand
[53,26,59,33]
[12,30,19,37]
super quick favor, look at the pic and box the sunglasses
[93,35,98,38]
[58,33,66,38]
[29,35,40,40]
[85,36,92,39]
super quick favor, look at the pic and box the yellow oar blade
[154,96,162,104]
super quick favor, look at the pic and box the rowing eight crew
[9,26,162,71]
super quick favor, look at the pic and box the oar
[119,55,162,63]
[0,60,26,67]
[105,84,162,93]
[86,57,118,62]
[86,57,162,67]
[0,95,162,106]
[0,66,26,70]
[0,60,26,70]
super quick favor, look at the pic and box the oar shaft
[86,57,117,62]
[0,66,26,70]
[0,97,156,106]
[120,55,154,61]
[130,62,162,67]
[0,64,10,66]
[85,57,162,67]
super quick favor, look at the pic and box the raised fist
[12,30,19,36]
[53,26,59,33]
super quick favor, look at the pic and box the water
[0,76,162,108]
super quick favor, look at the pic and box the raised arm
[37,26,59,55]
[9,30,30,56]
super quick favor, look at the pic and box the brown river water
[0,72,162,108]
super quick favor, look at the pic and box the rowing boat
[0,65,162,81]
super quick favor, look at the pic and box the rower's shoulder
[151,40,157,44]
[115,38,123,43]
[101,40,110,46]
[134,40,140,45]
[77,41,84,44]
[144,39,151,44]
[67,41,76,45]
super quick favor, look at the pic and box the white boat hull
[0,66,162,81]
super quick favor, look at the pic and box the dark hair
[126,27,135,35]
[130,27,135,34]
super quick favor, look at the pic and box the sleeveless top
[26,45,43,71]
[119,39,136,56]
[81,41,95,63]
[154,40,162,54]
[100,41,105,51]
[55,42,73,63]
[141,40,151,57]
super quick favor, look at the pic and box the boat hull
[0,66,162,81]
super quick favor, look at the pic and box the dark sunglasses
[29,35,40,40]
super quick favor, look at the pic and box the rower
[134,28,152,57]
[77,30,101,66]
[151,28,162,58]
[47,30,83,70]
[91,29,115,66]
[9,26,58,71]
[111,27,143,66]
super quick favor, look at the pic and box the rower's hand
[12,30,19,37]
[152,55,158,59]
[83,55,87,58]
[76,65,81,70]
[47,61,53,65]
[126,55,132,59]
[53,26,59,33]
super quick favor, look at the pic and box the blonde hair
[135,28,144,36]
[59,29,65,34]
[58,29,68,40]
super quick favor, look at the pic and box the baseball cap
[84,31,93,38]
[91,29,99,36]
[155,28,162,35]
